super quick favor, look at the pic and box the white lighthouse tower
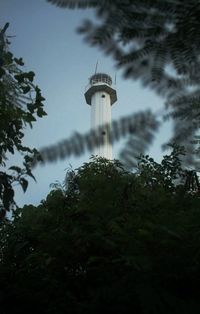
[84,73,117,159]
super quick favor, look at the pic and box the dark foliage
[0,24,46,218]
[1,148,200,313]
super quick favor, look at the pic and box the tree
[47,0,200,168]
[0,24,46,218]
[1,149,200,313]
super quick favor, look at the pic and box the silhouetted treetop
[1,151,200,313]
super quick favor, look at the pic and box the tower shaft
[84,73,117,160]
[91,91,112,159]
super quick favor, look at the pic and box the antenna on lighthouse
[94,60,98,74]
[114,72,117,85]
[84,72,117,159]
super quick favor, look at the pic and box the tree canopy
[0,24,46,218]
[1,148,200,313]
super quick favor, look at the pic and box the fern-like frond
[119,43,156,65]
[151,44,167,82]
[47,0,99,9]
[46,0,200,168]
[119,111,159,168]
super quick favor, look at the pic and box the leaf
[0,67,5,78]
[14,57,24,66]
[35,86,46,102]
[17,145,32,153]
[37,107,47,118]
[24,155,34,163]
[1,22,9,34]
[22,86,31,94]
[26,170,36,182]
[20,178,28,193]
[4,51,13,64]
[9,166,22,173]
[25,113,36,123]
[14,73,24,83]
[8,145,14,154]
[26,71,35,82]
[27,103,34,113]
[15,241,29,253]
[3,187,14,211]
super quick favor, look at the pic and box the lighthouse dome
[90,73,112,86]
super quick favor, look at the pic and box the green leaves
[22,85,31,94]
[25,113,37,123]
[37,107,47,118]
[35,86,45,102]
[0,171,14,213]
[14,57,24,66]
[0,23,47,215]
[138,143,186,192]
[1,154,200,313]
[9,166,22,173]
[26,71,35,82]
[14,71,35,83]
[19,178,28,192]
[3,51,13,64]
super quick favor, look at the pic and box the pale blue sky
[1,0,171,206]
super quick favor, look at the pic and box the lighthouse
[84,73,117,159]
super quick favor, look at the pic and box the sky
[1,0,172,207]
